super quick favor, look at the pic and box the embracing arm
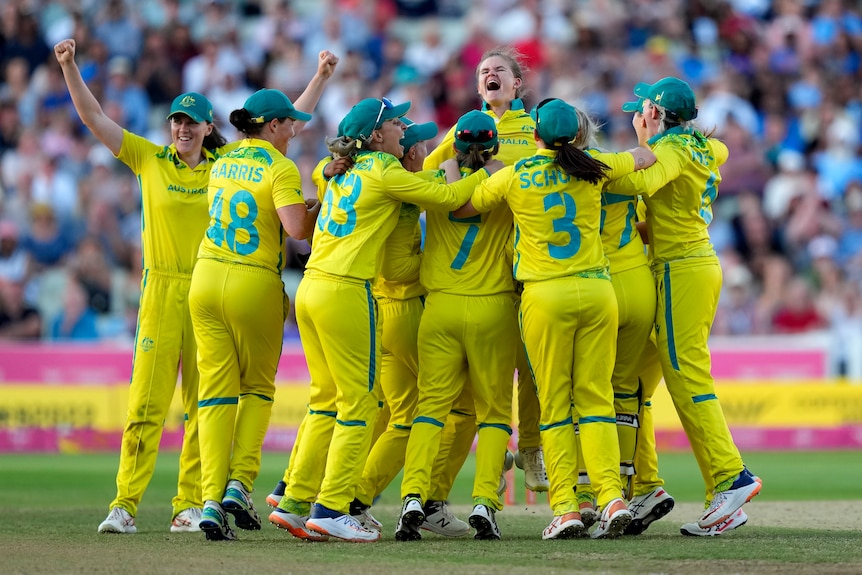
[278,201,320,241]
[54,39,123,155]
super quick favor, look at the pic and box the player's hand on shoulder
[324,156,353,178]
[317,50,339,79]
[54,39,76,64]
[483,159,505,175]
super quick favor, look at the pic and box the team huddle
[52,38,761,543]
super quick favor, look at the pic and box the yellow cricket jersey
[306,151,488,281]
[470,149,635,282]
[373,202,425,300]
[593,148,648,275]
[116,130,234,274]
[421,168,514,296]
[197,138,305,275]
[424,99,537,170]
[607,128,727,264]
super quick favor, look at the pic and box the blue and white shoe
[266,480,286,508]
[200,501,237,541]
[222,480,262,531]
[698,468,761,528]
[305,503,380,542]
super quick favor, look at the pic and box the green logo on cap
[179,95,196,108]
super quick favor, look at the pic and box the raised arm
[291,50,339,135]
[54,39,124,155]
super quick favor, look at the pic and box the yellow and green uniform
[425,99,542,459]
[189,137,304,503]
[471,149,634,515]
[290,151,489,516]
[110,130,232,519]
[599,160,655,497]
[610,127,744,490]
[400,167,518,510]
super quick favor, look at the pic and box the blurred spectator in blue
[103,56,150,137]
[20,202,77,273]
[835,182,862,280]
[713,263,758,336]
[49,273,99,341]
[0,220,28,284]
[93,0,142,63]
[811,114,862,202]
[1,6,52,79]
[0,277,41,339]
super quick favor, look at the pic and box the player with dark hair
[609,77,762,533]
[425,46,549,495]
[191,88,327,541]
[396,110,515,541]
[277,97,501,542]
[452,98,655,540]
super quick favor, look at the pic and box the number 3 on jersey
[318,172,361,237]
[207,188,260,256]
[544,192,580,259]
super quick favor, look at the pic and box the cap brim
[404,121,438,142]
[289,109,313,122]
[380,101,411,124]
[621,100,642,113]
[632,82,652,99]
[167,111,205,123]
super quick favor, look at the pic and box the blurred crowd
[0,0,861,370]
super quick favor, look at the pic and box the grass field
[2,450,861,575]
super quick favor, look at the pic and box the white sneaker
[682,509,748,536]
[514,447,549,492]
[542,512,586,540]
[269,507,329,541]
[625,487,675,535]
[199,500,237,541]
[266,480,286,508]
[98,507,137,534]
[421,500,470,537]
[352,507,383,532]
[698,468,761,528]
[497,451,515,496]
[395,496,425,541]
[170,507,202,533]
[591,498,632,539]
[306,508,380,542]
[468,504,501,540]
[222,479,261,531]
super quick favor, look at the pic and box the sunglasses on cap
[373,97,395,130]
[455,128,495,144]
[535,97,560,111]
